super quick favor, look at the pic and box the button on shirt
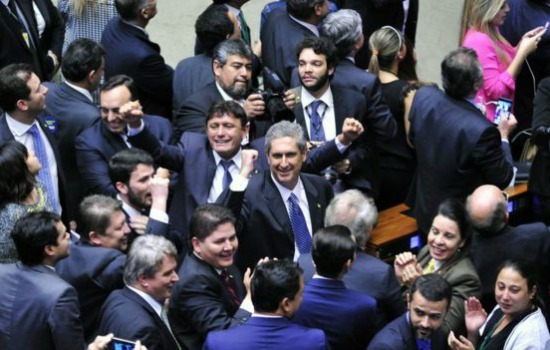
[300,86,337,141]
[208,149,243,203]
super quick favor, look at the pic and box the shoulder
[369,316,410,349]
[463,29,493,47]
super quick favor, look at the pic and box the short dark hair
[287,0,325,20]
[296,36,339,70]
[441,47,483,99]
[78,195,123,242]
[409,274,452,309]
[115,0,147,20]
[62,38,105,82]
[190,204,236,241]
[196,5,234,55]
[109,148,154,187]
[0,63,34,112]
[251,260,303,313]
[101,74,139,101]
[212,39,253,67]
[0,141,36,207]
[436,198,471,246]
[498,259,543,307]
[312,225,356,278]
[206,100,248,128]
[11,211,62,266]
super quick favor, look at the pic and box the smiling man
[368,274,452,350]
[168,204,253,350]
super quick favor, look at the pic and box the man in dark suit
[323,189,405,327]
[367,274,451,350]
[408,48,516,234]
[204,260,330,350]
[75,75,172,197]
[56,195,130,342]
[261,0,329,87]
[467,184,550,313]
[169,204,253,350]
[172,4,241,116]
[218,121,335,272]
[293,225,377,349]
[0,63,66,218]
[44,38,103,223]
[101,0,173,119]
[0,211,85,350]
[108,148,170,246]
[98,235,180,350]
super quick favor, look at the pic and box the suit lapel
[100,121,128,151]
[263,173,294,241]
[0,4,32,50]
[293,102,311,141]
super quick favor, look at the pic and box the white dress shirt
[208,149,242,203]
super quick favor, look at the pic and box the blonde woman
[462,0,546,122]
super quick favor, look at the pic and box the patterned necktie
[220,269,240,306]
[288,193,312,254]
[424,259,436,274]
[309,100,326,142]
[27,124,60,214]
[238,11,251,46]
[220,159,234,191]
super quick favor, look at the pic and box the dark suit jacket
[293,278,377,350]
[56,241,125,342]
[530,77,550,197]
[471,223,550,312]
[172,54,214,116]
[74,115,172,196]
[99,287,179,350]
[204,316,330,350]
[34,0,64,60]
[168,253,251,350]
[367,313,447,350]
[101,18,174,119]
[408,86,514,233]
[261,10,317,87]
[43,81,100,220]
[218,171,333,272]
[122,207,171,249]
[0,263,85,350]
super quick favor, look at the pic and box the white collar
[270,172,304,203]
[212,148,242,170]
[288,14,319,36]
[215,82,245,105]
[65,81,94,102]
[5,113,36,136]
[1,0,9,7]
[117,194,141,219]
[301,85,333,110]
[127,285,163,317]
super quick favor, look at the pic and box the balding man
[467,184,550,312]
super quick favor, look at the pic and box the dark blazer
[530,77,550,197]
[43,81,100,220]
[471,223,550,312]
[293,278,377,350]
[101,18,174,119]
[261,10,317,87]
[74,115,172,196]
[218,171,333,272]
[172,54,214,116]
[168,253,251,350]
[408,86,514,233]
[0,263,85,350]
[56,241,125,342]
[204,316,330,350]
[367,313,447,350]
[33,0,64,60]
[98,286,179,350]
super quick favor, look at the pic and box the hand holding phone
[494,98,513,125]
[110,337,137,350]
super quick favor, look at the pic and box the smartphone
[494,98,513,125]
[109,337,136,350]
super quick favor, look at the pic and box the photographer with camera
[173,39,296,142]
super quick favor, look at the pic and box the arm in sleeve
[49,286,86,350]
[473,127,514,188]
[74,135,117,196]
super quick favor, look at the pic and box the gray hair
[212,39,253,67]
[465,195,507,234]
[123,235,177,286]
[79,195,122,241]
[264,121,307,154]
[441,47,483,99]
[324,189,378,247]
[321,9,363,59]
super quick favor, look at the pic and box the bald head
[466,185,508,234]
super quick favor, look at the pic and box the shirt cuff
[149,208,169,224]
[229,173,249,192]
[501,139,509,144]
[334,138,350,154]
[127,120,145,136]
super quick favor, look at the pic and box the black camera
[256,67,295,123]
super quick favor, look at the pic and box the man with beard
[172,38,295,141]
[294,37,373,195]
[367,274,452,350]
[108,148,170,247]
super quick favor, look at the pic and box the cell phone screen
[494,98,513,125]
[110,337,136,350]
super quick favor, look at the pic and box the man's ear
[16,99,28,111]
[43,244,56,258]
[191,236,201,254]
[115,181,129,195]
[280,297,292,315]
[213,59,223,78]
[88,231,104,246]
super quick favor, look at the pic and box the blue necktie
[416,338,432,350]
[288,193,312,254]
[220,159,234,191]
[309,100,326,142]
[28,124,60,214]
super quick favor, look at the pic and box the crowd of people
[1,0,550,349]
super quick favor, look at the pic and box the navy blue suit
[293,277,377,350]
[0,263,85,350]
[204,316,330,350]
[56,241,125,342]
[98,286,180,350]
[101,18,174,119]
[172,54,214,117]
[44,81,100,220]
[74,115,172,196]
